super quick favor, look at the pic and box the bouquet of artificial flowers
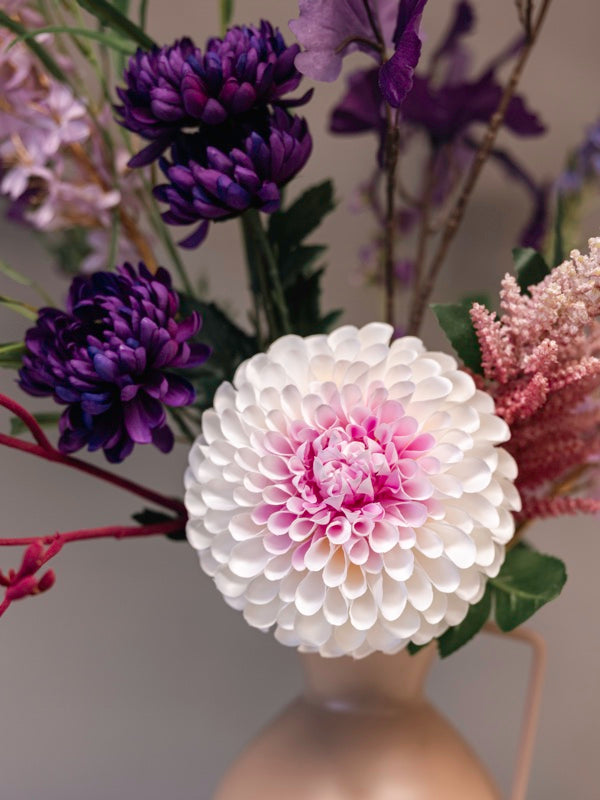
[2,0,600,674]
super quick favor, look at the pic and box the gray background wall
[1,1,599,798]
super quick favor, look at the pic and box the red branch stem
[0,519,186,548]
[0,393,186,516]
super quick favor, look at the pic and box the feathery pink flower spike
[471,237,600,522]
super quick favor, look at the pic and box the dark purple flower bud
[19,263,210,463]
[116,22,309,168]
[154,109,312,248]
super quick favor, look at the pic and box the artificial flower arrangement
[1,0,599,670]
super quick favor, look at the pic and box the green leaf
[0,295,38,320]
[75,0,155,49]
[431,302,483,374]
[131,509,186,541]
[279,245,327,288]
[0,342,26,370]
[512,247,550,295]
[407,642,426,656]
[10,411,61,436]
[10,26,135,55]
[460,292,493,310]
[437,586,492,658]
[284,268,342,337]
[177,296,258,412]
[491,543,567,632]
[0,10,70,83]
[269,180,336,259]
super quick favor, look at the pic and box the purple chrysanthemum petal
[19,263,209,463]
[155,110,312,246]
[116,22,308,168]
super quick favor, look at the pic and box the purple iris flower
[116,22,309,168]
[154,108,312,248]
[19,264,210,463]
[290,0,428,108]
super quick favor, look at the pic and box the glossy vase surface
[214,646,501,800]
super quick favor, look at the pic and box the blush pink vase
[215,645,501,800]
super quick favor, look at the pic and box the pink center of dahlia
[253,396,441,571]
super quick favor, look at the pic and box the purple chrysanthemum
[154,108,312,248]
[19,263,210,463]
[116,22,309,168]
[115,39,197,168]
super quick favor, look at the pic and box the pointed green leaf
[431,302,483,374]
[407,642,426,656]
[9,26,135,55]
[177,296,258,412]
[10,412,61,436]
[437,586,492,658]
[512,247,550,295]
[460,292,493,310]
[491,543,567,632]
[0,342,26,370]
[269,180,336,258]
[76,0,155,49]
[0,296,38,320]
[284,267,341,336]
[280,245,327,288]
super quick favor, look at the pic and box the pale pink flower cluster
[470,238,600,520]
[0,4,148,269]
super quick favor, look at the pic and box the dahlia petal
[229,538,271,578]
[349,592,378,631]
[295,571,327,616]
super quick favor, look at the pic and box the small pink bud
[17,541,45,579]
[6,575,38,602]
[37,570,56,594]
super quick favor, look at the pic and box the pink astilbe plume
[470,238,600,522]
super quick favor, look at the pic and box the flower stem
[407,0,554,335]
[0,519,185,548]
[242,208,291,340]
[0,394,186,515]
[383,111,400,325]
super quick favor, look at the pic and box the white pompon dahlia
[185,324,521,658]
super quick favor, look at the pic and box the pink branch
[0,393,186,516]
[0,519,186,548]
[0,517,186,619]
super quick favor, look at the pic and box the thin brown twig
[407,0,553,335]
[383,112,400,325]
[410,154,438,315]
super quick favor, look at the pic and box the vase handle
[483,623,547,800]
